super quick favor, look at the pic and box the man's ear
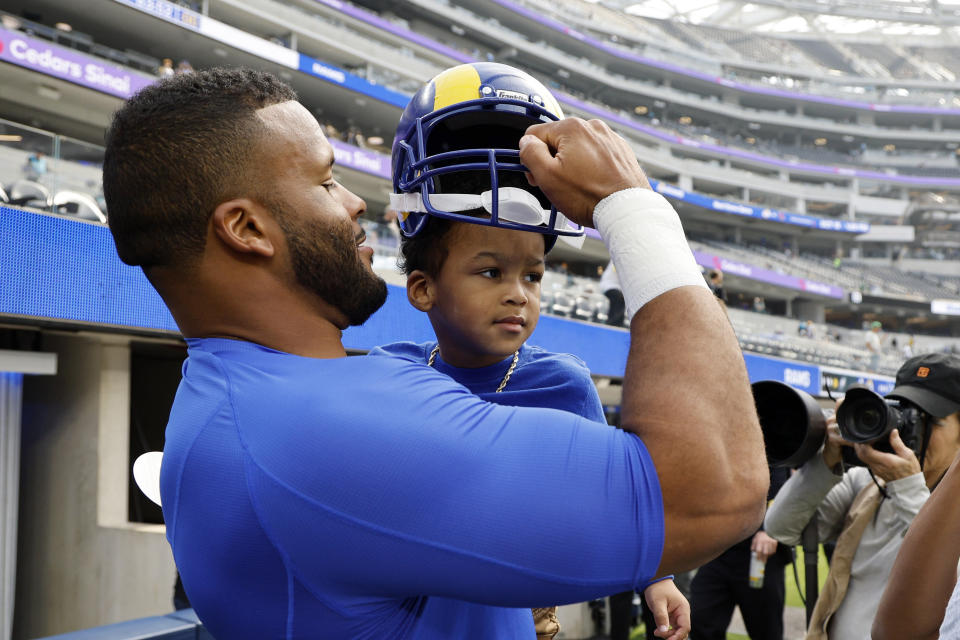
[211,198,275,257]
[407,270,435,312]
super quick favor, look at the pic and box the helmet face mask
[391,63,585,250]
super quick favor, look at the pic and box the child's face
[424,222,545,368]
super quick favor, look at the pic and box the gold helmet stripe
[432,64,483,112]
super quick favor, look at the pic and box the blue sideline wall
[1,205,895,392]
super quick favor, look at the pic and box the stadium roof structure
[594,0,960,35]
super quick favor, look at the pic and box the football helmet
[391,62,584,251]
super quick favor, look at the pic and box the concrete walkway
[728,604,808,639]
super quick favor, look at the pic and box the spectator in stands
[600,260,625,326]
[22,151,47,182]
[707,270,727,302]
[102,66,767,640]
[557,260,575,286]
[765,352,960,640]
[872,448,960,640]
[865,321,883,372]
[366,206,400,249]
[157,58,175,77]
[371,190,689,640]
[902,335,914,359]
[346,126,365,148]
[753,296,766,313]
[176,59,194,75]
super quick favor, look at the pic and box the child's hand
[643,578,691,640]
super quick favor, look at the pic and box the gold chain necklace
[427,345,520,393]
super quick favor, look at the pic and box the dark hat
[887,353,960,418]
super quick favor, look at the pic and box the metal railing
[0,118,106,222]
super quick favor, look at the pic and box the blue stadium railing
[36,609,214,640]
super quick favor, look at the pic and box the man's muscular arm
[872,449,960,640]
[520,118,768,574]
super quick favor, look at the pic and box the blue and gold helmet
[391,62,584,251]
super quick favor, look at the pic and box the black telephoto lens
[752,380,826,468]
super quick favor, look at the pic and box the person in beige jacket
[764,353,960,640]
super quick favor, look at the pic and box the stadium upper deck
[0,0,956,339]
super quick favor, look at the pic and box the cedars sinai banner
[0,27,155,99]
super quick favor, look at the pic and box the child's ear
[407,270,435,312]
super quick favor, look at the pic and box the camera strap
[867,468,889,500]
[917,412,934,471]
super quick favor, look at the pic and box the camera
[751,381,927,468]
[836,385,925,456]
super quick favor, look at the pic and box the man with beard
[103,68,768,639]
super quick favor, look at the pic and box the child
[369,213,691,640]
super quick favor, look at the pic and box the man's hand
[643,579,691,640]
[750,531,778,563]
[822,415,853,472]
[519,117,650,228]
[854,429,921,483]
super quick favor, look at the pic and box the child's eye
[322,181,336,192]
[479,268,500,279]
[525,272,543,283]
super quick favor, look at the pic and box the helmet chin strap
[390,188,585,249]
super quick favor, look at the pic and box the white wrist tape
[594,188,708,318]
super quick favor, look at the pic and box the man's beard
[275,205,387,326]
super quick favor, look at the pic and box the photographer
[764,353,960,640]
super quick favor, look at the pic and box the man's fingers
[854,441,891,462]
[523,120,554,143]
[853,442,879,463]
[520,117,653,227]
[518,134,554,173]
[889,429,912,456]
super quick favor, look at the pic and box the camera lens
[837,386,900,444]
[857,407,881,431]
[751,380,826,468]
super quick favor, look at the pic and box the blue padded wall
[0,206,894,388]
[0,206,631,373]
[1,206,177,333]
